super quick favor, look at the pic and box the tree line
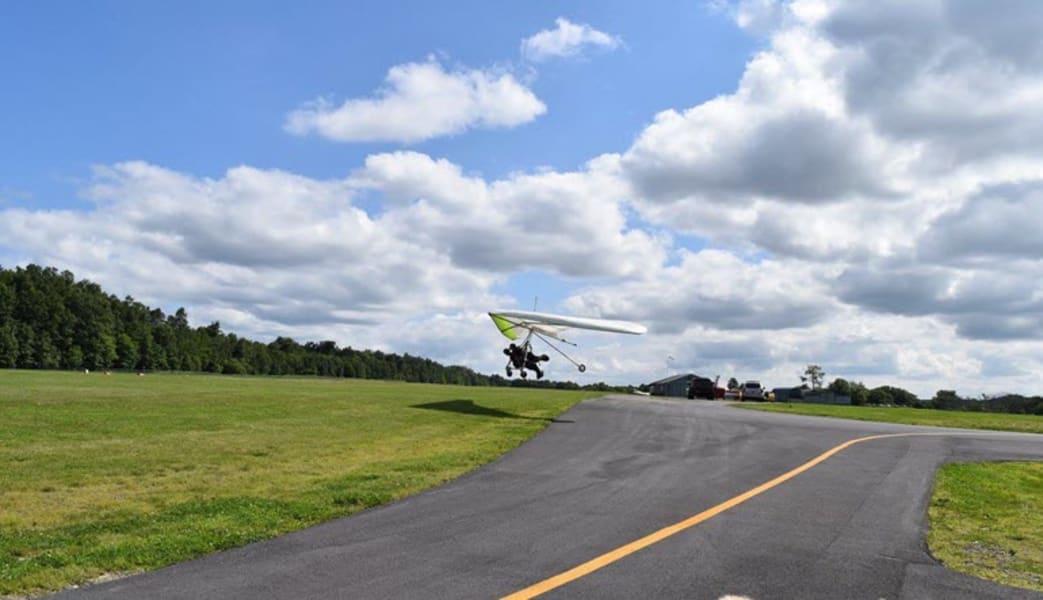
[824,372,1042,415]
[725,365,1042,415]
[0,264,625,391]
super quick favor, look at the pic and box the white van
[740,381,765,401]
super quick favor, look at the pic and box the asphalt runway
[54,396,1043,599]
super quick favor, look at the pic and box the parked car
[740,381,766,401]
[724,388,741,400]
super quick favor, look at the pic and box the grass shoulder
[731,402,1043,434]
[929,462,1043,591]
[0,370,600,596]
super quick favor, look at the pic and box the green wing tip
[489,313,519,340]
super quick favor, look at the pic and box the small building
[650,373,696,398]
[772,386,806,402]
[802,390,851,405]
[773,386,851,405]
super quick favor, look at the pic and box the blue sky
[1,1,752,204]
[2,1,1042,397]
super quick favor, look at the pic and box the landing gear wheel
[578,364,587,373]
[506,367,513,377]
[520,370,527,379]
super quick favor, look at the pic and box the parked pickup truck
[687,375,723,400]
[740,380,766,401]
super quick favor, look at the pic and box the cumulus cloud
[352,151,666,278]
[521,17,621,63]
[624,106,894,204]
[919,181,1043,264]
[621,19,883,206]
[823,1,1043,166]
[564,249,838,333]
[0,161,499,338]
[285,59,546,144]
[834,262,1043,341]
[618,0,1042,262]
[599,0,1043,392]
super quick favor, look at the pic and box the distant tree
[14,322,36,366]
[137,330,157,370]
[727,377,739,390]
[116,333,138,369]
[868,385,918,406]
[848,381,869,406]
[887,386,919,406]
[0,323,18,367]
[828,378,851,395]
[801,365,825,389]
[828,378,867,405]
[867,386,893,405]
[167,307,189,330]
[65,345,84,370]
[314,340,338,355]
[931,389,962,410]
[222,358,248,375]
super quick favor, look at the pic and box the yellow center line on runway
[501,432,941,600]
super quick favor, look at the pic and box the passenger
[524,350,549,379]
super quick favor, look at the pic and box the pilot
[503,343,525,375]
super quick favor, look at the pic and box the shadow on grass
[411,400,573,423]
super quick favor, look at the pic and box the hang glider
[488,309,646,379]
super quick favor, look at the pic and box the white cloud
[621,22,911,210]
[601,0,1043,394]
[521,17,622,63]
[564,249,838,333]
[352,151,667,278]
[285,59,546,144]
[0,162,499,338]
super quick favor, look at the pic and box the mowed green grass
[733,402,1043,434]
[929,462,1043,591]
[0,370,599,596]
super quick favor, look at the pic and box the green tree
[66,345,84,369]
[222,358,248,374]
[116,333,139,369]
[868,386,893,405]
[848,381,869,406]
[827,378,867,405]
[0,323,18,367]
[828,378,851,395]
[931,389,961,410]
[801,364,825,389]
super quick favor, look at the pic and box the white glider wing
[488,309,646,341]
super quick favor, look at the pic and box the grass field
[0,370,599,596]
[732,402,1043,434]
[929,462,1043,591]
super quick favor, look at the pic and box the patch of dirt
[961,542,1041,589]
